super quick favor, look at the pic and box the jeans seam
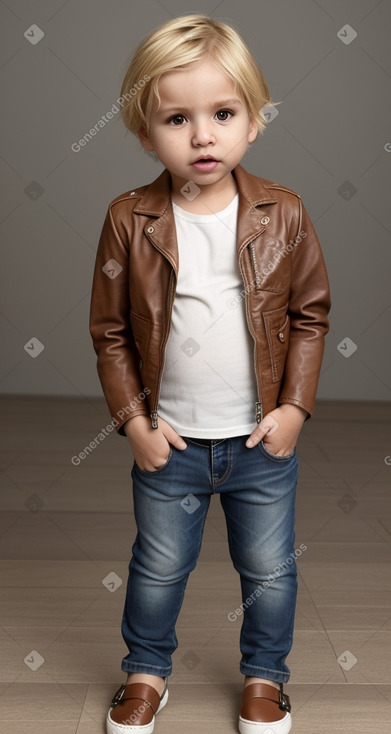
[259,440,296,462]
[212,439,233,488]
[133,447,173,474]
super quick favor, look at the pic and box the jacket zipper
[249,241,261,289]
[238,245,263,424]
[150,270,176,429]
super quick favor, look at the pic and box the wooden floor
[0,396,390,733]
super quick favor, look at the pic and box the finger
[245,416,280,447]
[245,430,260,448]
[162,425,187,450]
[263,416,280,435]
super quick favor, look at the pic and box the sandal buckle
[279,689,291,712]
[111,684,126,707]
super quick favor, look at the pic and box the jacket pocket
[130,312,150,367]
[262,305,290,383]
[249,240,290,294]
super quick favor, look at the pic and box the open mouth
[191,157,220,170]
[192,156,218,163]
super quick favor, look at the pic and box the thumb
[161,423,187,450]
[259,415,280,436]
[245,415,280,447]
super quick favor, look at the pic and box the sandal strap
[111,682,163,714]
[242,683,291,713]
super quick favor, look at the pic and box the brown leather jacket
[89,164,331,436]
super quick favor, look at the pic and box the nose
[191,117,216,147]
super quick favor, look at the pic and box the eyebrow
[158,98,243,114]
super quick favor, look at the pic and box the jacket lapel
[233,166,277,257]
[132,164,279,269]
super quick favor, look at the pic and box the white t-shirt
[157,193,258,438]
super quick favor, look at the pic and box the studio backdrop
[1,0,390,403]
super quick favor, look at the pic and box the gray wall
[1,0,390,401]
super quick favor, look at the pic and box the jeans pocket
[133,448,174,474]
[258,440,296,462]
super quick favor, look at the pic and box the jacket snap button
[278,332,285,341]
[261,216,270,225]
[147,226,154,234]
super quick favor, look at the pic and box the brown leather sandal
[239,682,292,734]
[107,679,168,733]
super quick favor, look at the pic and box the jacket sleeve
[278,199,331,417]
[89,204,149,436]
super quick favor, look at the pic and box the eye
[215,109,233,121]
[168,114,186,126]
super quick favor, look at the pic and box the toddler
[90,14,331,734]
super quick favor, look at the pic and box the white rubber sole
[238,711,292,734]
[106,688,169,734]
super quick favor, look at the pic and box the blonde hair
[119,14,273,136]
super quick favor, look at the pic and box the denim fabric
[121,434,298,683]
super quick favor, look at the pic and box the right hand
[124,415,187,472]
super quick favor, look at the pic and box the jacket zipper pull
[151,411,158,429]
[255,401,262,424]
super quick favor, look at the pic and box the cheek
[163,138,181,158]
[160,130,181,146]
[228,125,253,150]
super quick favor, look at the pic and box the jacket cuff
[114,408,149,436]
[278,397,312,420]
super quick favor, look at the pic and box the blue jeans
[121,434,298,684]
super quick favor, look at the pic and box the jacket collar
[133,164,278,269]
[133,164,278,216]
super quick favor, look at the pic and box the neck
[170,171,238,214]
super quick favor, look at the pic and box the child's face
[138,57,258,194]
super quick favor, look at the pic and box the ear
[137,124,154,152]
[248,118,258,144]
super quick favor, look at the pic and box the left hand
[245,404,308,456]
